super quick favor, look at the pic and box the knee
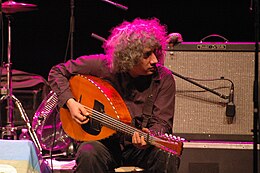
[74,141,115,172]
[76,141,101,159]
[147,148,180,173]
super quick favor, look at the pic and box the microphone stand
[0,0,2,88]
[0,0,2,30]
[64,0,75,62]
[70,0,74,60]
[253,0,259,173]
[170,70,229,100]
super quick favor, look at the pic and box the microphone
[166,33,183,50]
[226,84,236,124]
[91,33,107,42]
[167,33,183,45]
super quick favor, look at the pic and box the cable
[179,75,236,123]
[49,107,58,173]
[181,75,234,98]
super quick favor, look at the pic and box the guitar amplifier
[179,141,260,173]
[164,42,258,141]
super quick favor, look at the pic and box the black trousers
[73,138,180,173]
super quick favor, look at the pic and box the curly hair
[103,18,168,73]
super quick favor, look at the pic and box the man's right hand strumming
[66,98,90,124]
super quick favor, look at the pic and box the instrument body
[60,75,183,156]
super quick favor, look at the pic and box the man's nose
[150,53,158,64]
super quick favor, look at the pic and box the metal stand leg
[0,94,43,153]
[0,94,17,140]
[12,95,43,153]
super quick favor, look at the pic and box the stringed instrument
[60,75,183,156]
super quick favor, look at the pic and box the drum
[32,91,72,151]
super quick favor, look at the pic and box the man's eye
[143,51,153,58]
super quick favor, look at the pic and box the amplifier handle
[200,34,229,43]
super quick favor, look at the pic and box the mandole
[60,75,183,156]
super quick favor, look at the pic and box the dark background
[0,0,255,79]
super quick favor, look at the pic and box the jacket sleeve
[48,54,110,107]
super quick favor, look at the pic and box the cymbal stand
[0,15,16,140]
[0,14,42,154]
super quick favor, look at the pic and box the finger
[81,108,90,117]
[135,132,141,144]
[132,134,136,144]
[77,114,88,122]
[72,113,88,124]
[132,132,137,144]
[81,118,90,124]
[132,132,139,144]
[140,136,146,146]
[73,117,84,124]
[142,128,150,133]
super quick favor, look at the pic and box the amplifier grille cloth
[165,51,255,136]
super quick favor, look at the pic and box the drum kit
[0,0,72,157]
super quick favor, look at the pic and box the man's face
[129,48,158,77]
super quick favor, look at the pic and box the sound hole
[81,100,104,135]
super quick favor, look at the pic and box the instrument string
[87,107,179,143]
[85,106,181,154]
[83,106,153,142]
[86,108,180,153]
[83,106,181,150]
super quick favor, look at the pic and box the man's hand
[66,98,90,124]
[132,128,150,149]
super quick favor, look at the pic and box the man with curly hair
[48,18,179,173]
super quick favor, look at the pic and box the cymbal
[2,0,38,14]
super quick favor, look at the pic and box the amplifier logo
[197,44,227,50]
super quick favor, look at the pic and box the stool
[46,158,145,173]
[45,158,75,173]
[114,166,144,172]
